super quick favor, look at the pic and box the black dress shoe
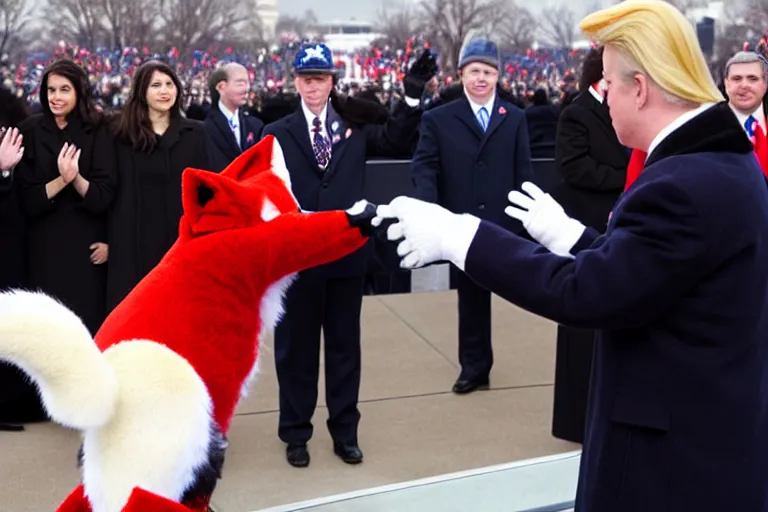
[333,442,363,464]
[452,377,490,394]
[286,443,310,467]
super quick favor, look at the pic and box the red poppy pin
[498,106,507,115]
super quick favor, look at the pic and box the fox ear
[181,169,243,235]
[220,135,292,192]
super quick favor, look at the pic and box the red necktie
[624,148,648,191]
[748,118,768,177]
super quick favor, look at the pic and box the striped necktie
[477,107,489,131]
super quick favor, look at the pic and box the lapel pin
[332,134,341,144]
[498,106,507,115]
[345,128,352,139]
[331,121,339,133]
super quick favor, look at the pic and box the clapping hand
[372,196,480,270]
[57,143,81,184]
[0,127,24,172]
[505,182,585,258]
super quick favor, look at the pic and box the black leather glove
[345,200,379,237]
[404,49,439,100]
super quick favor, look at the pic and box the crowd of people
[0,40,585,118]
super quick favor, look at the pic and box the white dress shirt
[646,103,715,160]
[465,92,496,127]
[730,105,765,137]
[301,100,330,142]
[219,102,241,148]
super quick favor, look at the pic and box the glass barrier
[252,450,580,512]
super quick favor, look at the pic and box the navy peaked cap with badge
[294,43,336,75]
[458,33,501,70]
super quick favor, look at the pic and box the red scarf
[590,81,604,99]
[624,148,648,191]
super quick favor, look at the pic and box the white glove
[505,182,586,258]
[373,196,480,270]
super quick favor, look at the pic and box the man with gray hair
[204,62,264,172]
[723,50,768,174]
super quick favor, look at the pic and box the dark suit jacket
[461,102,768,511]
[107,117,210,311]
[552,91,628,232]
[411,94,532,233]
[262,100,422,278]
[204,107,264,172]
[525,104,558,157]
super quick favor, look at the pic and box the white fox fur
[0,290,213,512]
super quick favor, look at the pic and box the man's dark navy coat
[462,102,768,511]
[411,94,532,233]
[204,107,264,173]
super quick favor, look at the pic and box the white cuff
[444,214,481,271]
[404,96,421,108]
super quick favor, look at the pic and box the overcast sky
[277,0,608,24]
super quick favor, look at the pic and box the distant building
[258,0,279,41]
[312,20,383,53]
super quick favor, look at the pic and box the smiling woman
[105,60,212,313]
[13,58,116,337]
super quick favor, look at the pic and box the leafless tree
[275,9,319,40]
[497,2,536,53]
[374,1,426,48]
[45,0,104,48]
[612,0,707,14]
[419,0,504,74]
[0,0,32,56]
[539,5,577,49]
[98,0,159,50]
[157,0,251,57]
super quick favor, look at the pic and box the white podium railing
[252,450,581,512]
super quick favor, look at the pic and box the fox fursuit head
[0,135,377,512]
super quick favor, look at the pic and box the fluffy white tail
[0,290,117,429]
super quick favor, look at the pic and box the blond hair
[579,0,723,104]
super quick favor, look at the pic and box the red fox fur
[0,135,373,512]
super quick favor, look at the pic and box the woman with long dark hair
[106,60,210,311]
[14,58,116,336]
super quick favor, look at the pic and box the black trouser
[274,274,364,445]
[454,268,493,381]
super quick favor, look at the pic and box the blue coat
[411,94,532,233]
[461,102,768,511]
[262,97,422,278]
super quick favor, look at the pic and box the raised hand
[57,143,81,184]
[403,48,439,99]
[505,182,585,258]
[0,127,24,172]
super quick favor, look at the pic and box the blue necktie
[229,116,240,148]
[745,115,758,138]
[477,107,489,131]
